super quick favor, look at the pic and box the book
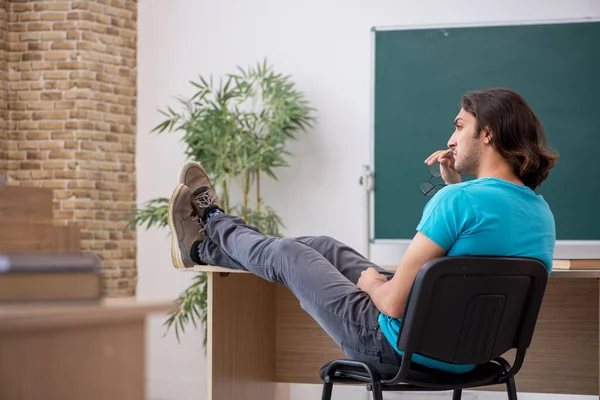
[0,224,82,255]
[0,253,100,273]
[552,259,600,270]
[0,186,53,223]
[0,272,102,302]
[0,253,102,302]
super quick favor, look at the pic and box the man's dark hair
[461,88,559,190]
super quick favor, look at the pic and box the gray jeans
[197,213,400,366]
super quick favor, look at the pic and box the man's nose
[447,133,457,149]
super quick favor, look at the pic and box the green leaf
[147,59,316,348]
[125,197,169,231]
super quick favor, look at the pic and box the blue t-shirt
[378,177,556,374]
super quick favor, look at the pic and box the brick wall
[0,1,7,174]
[1,0,137,296]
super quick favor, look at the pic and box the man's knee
[274,237,300,255]
[310,235,339,250]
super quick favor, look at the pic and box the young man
[168,88,557,373]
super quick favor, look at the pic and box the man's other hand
[357,267,387,294]
[425,149,461,185]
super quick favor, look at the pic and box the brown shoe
[167,183,203,269]
[178,161,216,197]
[178,161,221,222]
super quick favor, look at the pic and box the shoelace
[194,190,217,209]
[190,212,206,234]
[192,190,217,234]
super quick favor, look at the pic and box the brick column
[0,1,7,173]
[3,0,137,296]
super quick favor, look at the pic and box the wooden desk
[0,298,175,400]
[195,266,600,400]
[194,265,599,400]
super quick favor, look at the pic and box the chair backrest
[397,257,548,366]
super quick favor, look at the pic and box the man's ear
[482,127,493,144]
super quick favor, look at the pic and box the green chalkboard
[373,21,600,241]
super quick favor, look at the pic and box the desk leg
[207,272,289,400]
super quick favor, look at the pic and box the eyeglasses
[420,164,446,196]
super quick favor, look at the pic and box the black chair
[320,256,549,400]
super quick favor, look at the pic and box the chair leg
[506,376,518,400]
[321,380,333,400]
[367,381,383,400]
[453,389,462,400]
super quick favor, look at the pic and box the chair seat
[319,359,503,390]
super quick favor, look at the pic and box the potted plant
[130,60,315,344]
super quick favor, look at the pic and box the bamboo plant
[129,60,315,344]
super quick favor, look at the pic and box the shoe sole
[167,183,188,269]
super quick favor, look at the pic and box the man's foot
[178,161,212,248]
[179,161,216,197]
[179,161,222,222]
[192,186,222,224]
[167,183,204,269]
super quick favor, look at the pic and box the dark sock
[202,206,223,223]
[189,240,205,265]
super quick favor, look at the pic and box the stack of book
[0,184,102,303]
[552,259,600,270]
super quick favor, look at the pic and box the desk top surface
[0,297,176,331]
[190,265,600,279]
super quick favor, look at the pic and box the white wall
[136,1,600,399]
